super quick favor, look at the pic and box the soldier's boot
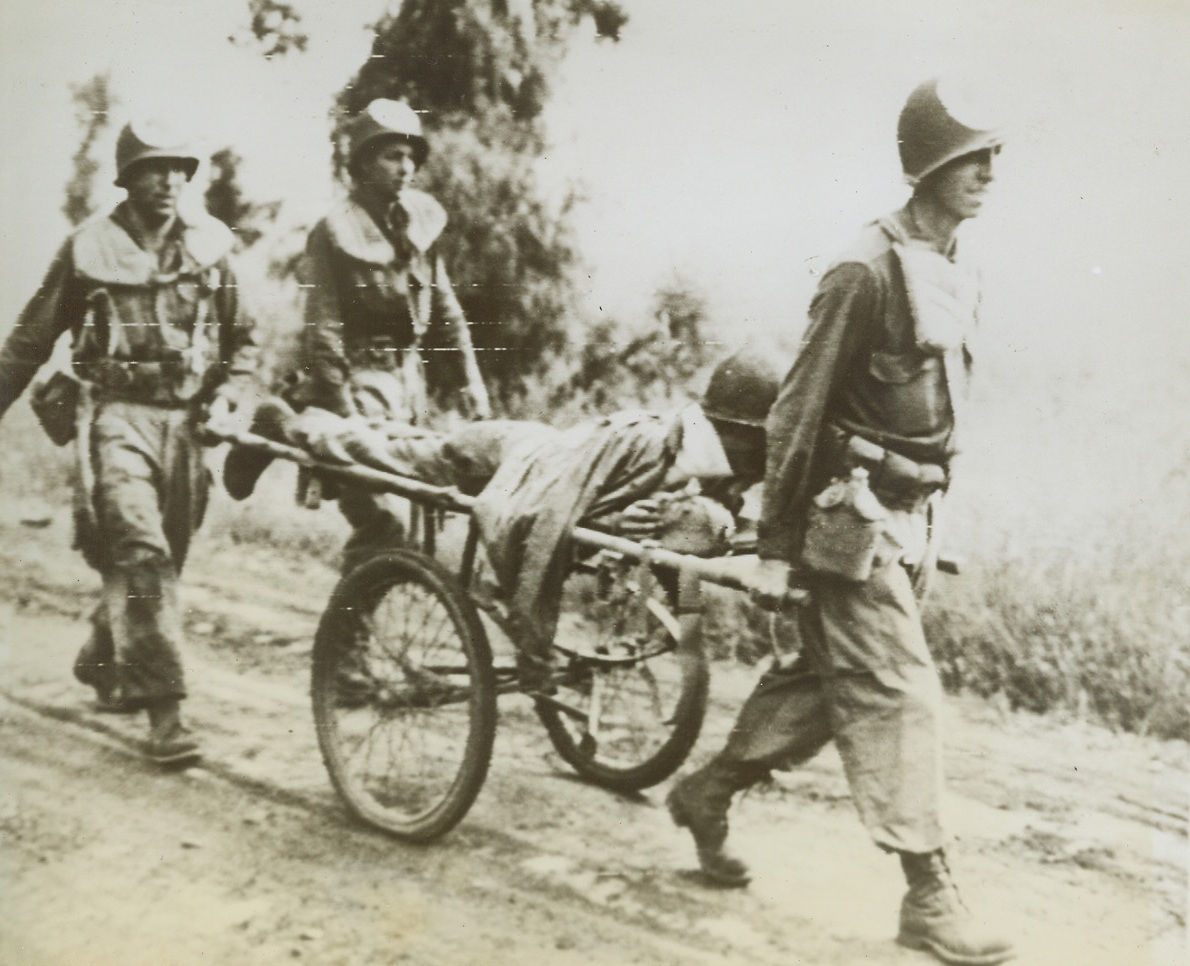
[897,850,1016,965]
[145,699,202,768]
[666,759,761,887]
[73,625,136,714]
[222,399,295,501]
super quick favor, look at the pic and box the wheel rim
[322,573,481,830]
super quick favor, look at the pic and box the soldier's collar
[664,403,734,487]
[878,205,959,260]
[72,203,233,284]
[328,190,447,264]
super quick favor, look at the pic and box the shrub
[924,509,1190,742]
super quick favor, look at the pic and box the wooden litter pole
[206,428,808,606]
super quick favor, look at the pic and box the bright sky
[1,0,1188,545]
[2,0,1188,376]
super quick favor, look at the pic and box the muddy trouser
[715,507,946,854]
[338,367,419,574]
[74,401,209,706]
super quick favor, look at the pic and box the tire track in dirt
[0,696,760,966]
[1,514,1186,965]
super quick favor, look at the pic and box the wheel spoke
[313,552,496,841]
[534,560,707,791]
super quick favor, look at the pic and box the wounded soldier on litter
[224,347,783,665]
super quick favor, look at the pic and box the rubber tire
[312,550,497,842]
[535,572,709,792]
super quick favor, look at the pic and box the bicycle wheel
[311,550,497,841]
[534,557,709,792]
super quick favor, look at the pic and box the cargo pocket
[867,350,949,436]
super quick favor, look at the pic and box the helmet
[897,77,1002,186]
[114,118,200,187]
[700,347,783,428]
[346,99,430,172]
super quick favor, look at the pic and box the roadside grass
[930,362,1190,741]
[201,456,348,566]
[924,443,1190,741]
[925,555,1190,740]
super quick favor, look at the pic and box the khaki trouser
[717,505,946,854]
[337,367,418,574]
[74,401,209,705]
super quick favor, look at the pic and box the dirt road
[1,507,1186,966]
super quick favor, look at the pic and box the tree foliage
[229,0,308,58]
[551,280,720,413]
[339,0,624,122]
[63,73,117,227]
[204,147,282,249]
[335,0,628,403]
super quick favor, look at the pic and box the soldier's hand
[203,392,253,438]
[615,499,663,540]
[465,384,492,422]
[747,558,796,611]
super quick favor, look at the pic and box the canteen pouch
[30,371,82,447]
[799,468,889,582]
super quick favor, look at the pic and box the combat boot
[666,759,759,887]
[222,399,294,500]
[897,850,1015,965]
[73,657,136,713]
[73,630,137,714]
[145,699,202,768]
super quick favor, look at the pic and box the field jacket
[473,411,681,658]
[293,190,485,416]
[0,203,258,415]
[758,206,981,562]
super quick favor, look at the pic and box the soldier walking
[289,98,490,573]
[0,119,260,766]
[667,78,1015,965]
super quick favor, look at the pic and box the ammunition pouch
[30,371,83,446]
[824,426,947,512]
[799,470,891,583]
[83,355,200,407]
